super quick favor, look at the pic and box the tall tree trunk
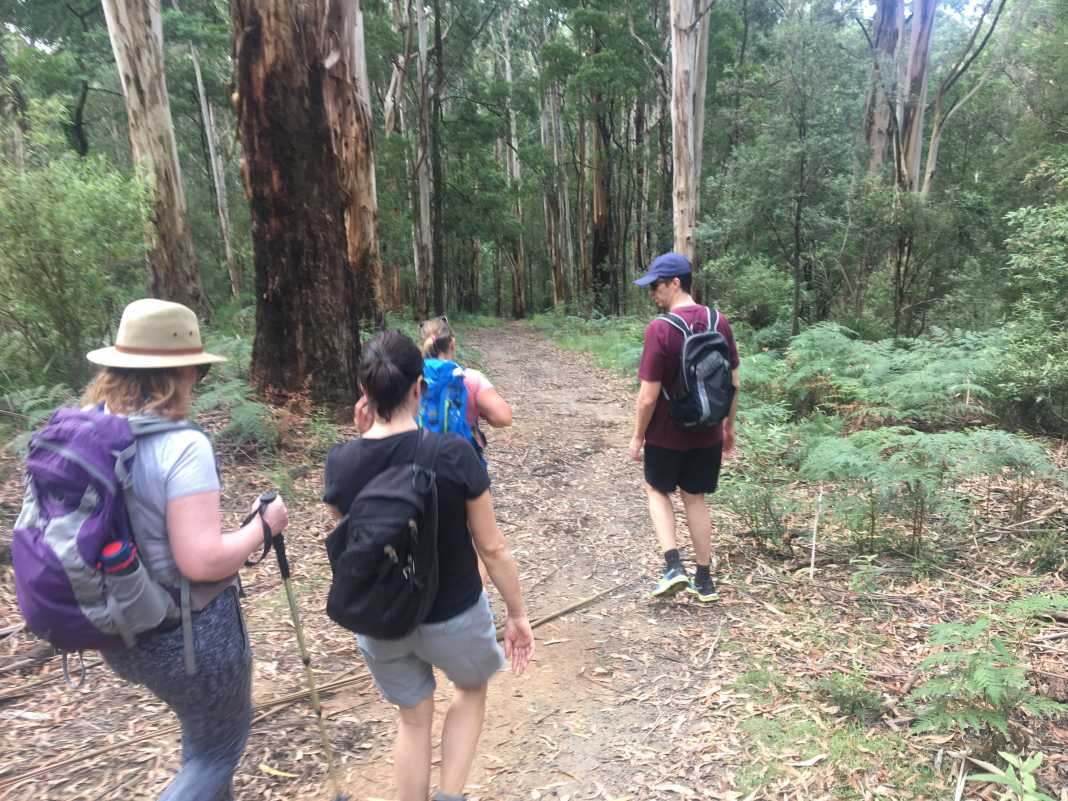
[540,90,565,307]
[102,0,207,317]
[175,0,240,298]
[590,105,612,308]
[553,84,575,304]
[669,0,712,265]
[501,7,525,318]
[232,0,367,405]
[633,98,647,275]
[577,111,591,293]
[430,0,445,314]
[920,0,1016,195]
[329,0,385,330]
[413,0,433,320]
[791,112,807,336]
[0,49,28,170]
[467,237,482,312]
[897,0,936,192]
[861,0,903,176]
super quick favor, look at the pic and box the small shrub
[968,752,1057,801]
[816,671,886,726]
[908,619,1064,745]
[1025,529,1068,575]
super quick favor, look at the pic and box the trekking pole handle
[256,490,292,579]
[243,490,279,567]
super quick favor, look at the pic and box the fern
[1,383,76,451]
[909,618,1065,742]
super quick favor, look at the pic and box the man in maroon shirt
[628,253,740,602]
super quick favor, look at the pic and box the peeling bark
[232,0,369,405]
[669,0,712,264]
[102,0,206,316]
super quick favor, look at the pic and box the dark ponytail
[358,331,423,421]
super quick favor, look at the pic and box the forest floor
[0,321,1067,800]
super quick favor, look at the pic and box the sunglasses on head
[419,314,449,334]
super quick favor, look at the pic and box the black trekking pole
[254,491,349,801]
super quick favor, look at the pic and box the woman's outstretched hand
[502,614,534,674]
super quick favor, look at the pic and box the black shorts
[644,443,723,495]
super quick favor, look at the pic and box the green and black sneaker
[687,575,720,603]
[650,565,690,599]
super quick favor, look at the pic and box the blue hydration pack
[418,359,483,461]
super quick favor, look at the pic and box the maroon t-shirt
[637,304,740,450]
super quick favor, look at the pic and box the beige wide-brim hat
[86,298,228,369]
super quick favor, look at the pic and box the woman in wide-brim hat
[85,298,289,801]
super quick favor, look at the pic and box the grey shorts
[357,592,505,708]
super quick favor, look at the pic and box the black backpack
[658,307,735,429]
[325,430,443,639]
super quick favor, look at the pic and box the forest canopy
[0,0,1065,430]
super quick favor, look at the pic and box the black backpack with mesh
[658,307,735,429]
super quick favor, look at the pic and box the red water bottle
[99,541,139,576]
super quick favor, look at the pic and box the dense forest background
[0,0,1065,431]
[2,2,1068,792]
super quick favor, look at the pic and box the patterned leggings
[103,587,252,801]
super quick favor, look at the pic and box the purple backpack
[12,407,183,652]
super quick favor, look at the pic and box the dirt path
[330,322,745,801]
[0,322,751,801]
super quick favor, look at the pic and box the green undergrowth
[527,312,647,379]
[531,311,1066,782]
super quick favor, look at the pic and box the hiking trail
[0,322,756,801]
[322,322,747,800]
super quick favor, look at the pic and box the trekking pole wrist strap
[243,509,273,567]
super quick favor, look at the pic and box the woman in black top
[324,331,534,801]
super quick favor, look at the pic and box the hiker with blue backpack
[418,316,512,460]
[323,330,533,801]
[627,253,741,603]
[12,298,290,801]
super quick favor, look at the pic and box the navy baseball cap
[634,252,692,286]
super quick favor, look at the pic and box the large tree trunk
[102,0,207,317]
[540,89,565,307]
[430,0,445,315]
[577,112,591,294]
[669,0,712,264]
[327,0,385,330]
[633,98,647,276]
[413,0,433,320]
[553,84,575,304]
[897,0,936,192]
[861,0,903,176]
[501,7,526,318]
[232,0,367,405]
[590,106,612,308]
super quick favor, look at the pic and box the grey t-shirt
[126,423,234,609]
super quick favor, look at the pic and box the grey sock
[433,792,465,801]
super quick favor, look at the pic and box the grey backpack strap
[181,577,196,676]
[658,312,692,338]
[658,313,693,401]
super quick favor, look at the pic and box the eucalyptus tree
[102,0,207,316]
[231,0,382,405]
